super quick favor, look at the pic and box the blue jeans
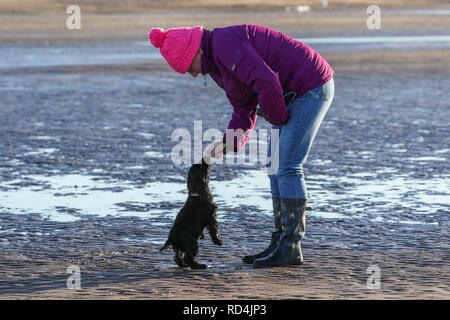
[267,78,334,199]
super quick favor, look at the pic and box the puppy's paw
[213,237,223,246]
[190,262,207,269]
[174,255,187,268]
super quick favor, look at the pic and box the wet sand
[1,0,450,43]
[1,209,448,299]
[1,1,449,299]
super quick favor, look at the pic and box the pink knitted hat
[148,26,203,74]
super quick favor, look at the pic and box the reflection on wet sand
[1,167,448,224]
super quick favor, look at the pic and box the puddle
[128,103,145,108]
[0,170,281,222]
[119,8,450,17]
[408,156,447,162]
[0,170,271,221]
[0,42,160,69]
[28,136,60,141]
[125,165,147,170]
[312,211,347,219]
[375,168,399,174]
[377,9,450,16]
[397,220,438,225]
[2,33,450,70]
[3,159,25,166]
[434,149,449,154]
[0,169,448,224]
[357,151,375,159]
[298,35,450,44]
[349,172,378,178]
[0,174,183,222]
[23,148,58,156]
[137,133,156,139]
[309,159,333,166]
[309,174,450,220]
[144,151,167,158]
[297,35,450,51]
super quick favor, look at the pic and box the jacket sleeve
[215,31,289,127]
[222,93,257,153]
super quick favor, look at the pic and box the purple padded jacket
[200,24,334,152]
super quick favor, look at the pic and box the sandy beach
[0,0,449,299]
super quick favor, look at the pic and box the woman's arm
[223,94,257,153]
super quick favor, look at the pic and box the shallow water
[115,8,450,17]
[1,34,450,69]
[311,8,450,16]
[0,170,272,222]
[298,35,450,51]
[0,43,160,69]
[1,166,448,224]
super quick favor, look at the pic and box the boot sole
[243,253,276,264]
[243,257,265,264]
[242,257,255,264]
[252,261,304,269]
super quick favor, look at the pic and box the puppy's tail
[159,240,171,252]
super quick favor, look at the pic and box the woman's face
[187,48,203,77]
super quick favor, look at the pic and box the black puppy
[160,157,222,269]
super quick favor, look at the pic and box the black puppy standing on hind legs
[160,157,223,269]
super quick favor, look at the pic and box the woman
[149,24,334,267]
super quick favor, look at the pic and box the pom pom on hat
[149,27,166,48]
[148,25,203,74]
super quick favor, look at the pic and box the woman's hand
[204,141,226,160]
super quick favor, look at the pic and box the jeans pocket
[307,79,334,101]
[310,86,330,101]
[307,86,323,100]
